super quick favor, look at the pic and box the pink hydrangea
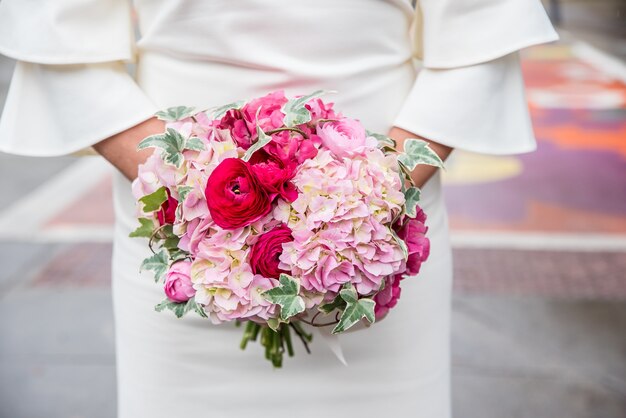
[278,148,406,296]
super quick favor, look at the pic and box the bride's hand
[387,126,454,188]
[93,116,166,181]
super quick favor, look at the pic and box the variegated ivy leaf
[262,274,306,321]
[177,186,193,202]
[332,283,376,334]
[138,128,188,168]
[140,250,169,282]
[281,89,336,127]
[397,138,445,172]
[128,218,155,238]
[194,302,208,318]
[155,298,200,318]
[155,106,196,122]
[139,186,168,213]
[267,318,281,332]
[367,130,396,148]
[242,126,272,162]
[318,292,347,314]
[404,186,421,218]
[209,100,246,119]
[185,137,205,151]
[389,226,409,260]
[163,152,184,168]
[138,131,177,155]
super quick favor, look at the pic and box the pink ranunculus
[249,223,293,278]
[164,261,196,303]
[373,274,402,320]
[316,117,377,158]
[205,158,272,229]
[396,208,430,276]
[157,188,178,226]
[249,149,298,203]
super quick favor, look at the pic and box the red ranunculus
[157,189,178,226]
[249,223,293,278]
[205,158,272,229]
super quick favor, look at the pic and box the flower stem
[290,321,312,354]
[239,321,258,350]
[282,323,295,357]
[265,126,309,139]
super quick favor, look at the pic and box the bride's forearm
[93,116,166,181]
[388,126,454,188]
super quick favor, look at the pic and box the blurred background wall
[0,1,624,417]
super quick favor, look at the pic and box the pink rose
[164,261,195,303]
[157,189,178,226]
[316,117,377,158]
[205,158,272,229]
[241,90,288,133]
[304,97,340,124]
[249,223,293,278]
[374,274,402,320]
[396,208,430,276]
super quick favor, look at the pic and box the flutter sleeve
[392,0,559,154]
[0,0,159,156]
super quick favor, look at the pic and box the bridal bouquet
[130,90,442,367]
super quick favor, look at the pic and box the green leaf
[129,218,155,238]
[367,130,396,148]
[209,100,245,119]
[155,299,172,312]
[163,151,184,168]
[267,318,281,331]
[242,126,272,162]
[281,89,336,127]
[332,283,376,334]
[194,302,208,318]
[139,186,168,213]
[138,128,184,152]
[318,293,347,314]
[177,186,193,202]
[397,138,445,171]
[163,235,180,251]
[404,186,421,218]
[389,226,409,260]
[140,250,169,282]
[185,137,205,151]
[138,128,187,168]
[154,298,197,318]
[155,106,196,121]
[262,274,306,321]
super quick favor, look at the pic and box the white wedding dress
[0,1,557,416]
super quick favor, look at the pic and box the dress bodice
[0,0,559,157]
[133,0,414,76]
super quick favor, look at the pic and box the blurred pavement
[1,7,625,418]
